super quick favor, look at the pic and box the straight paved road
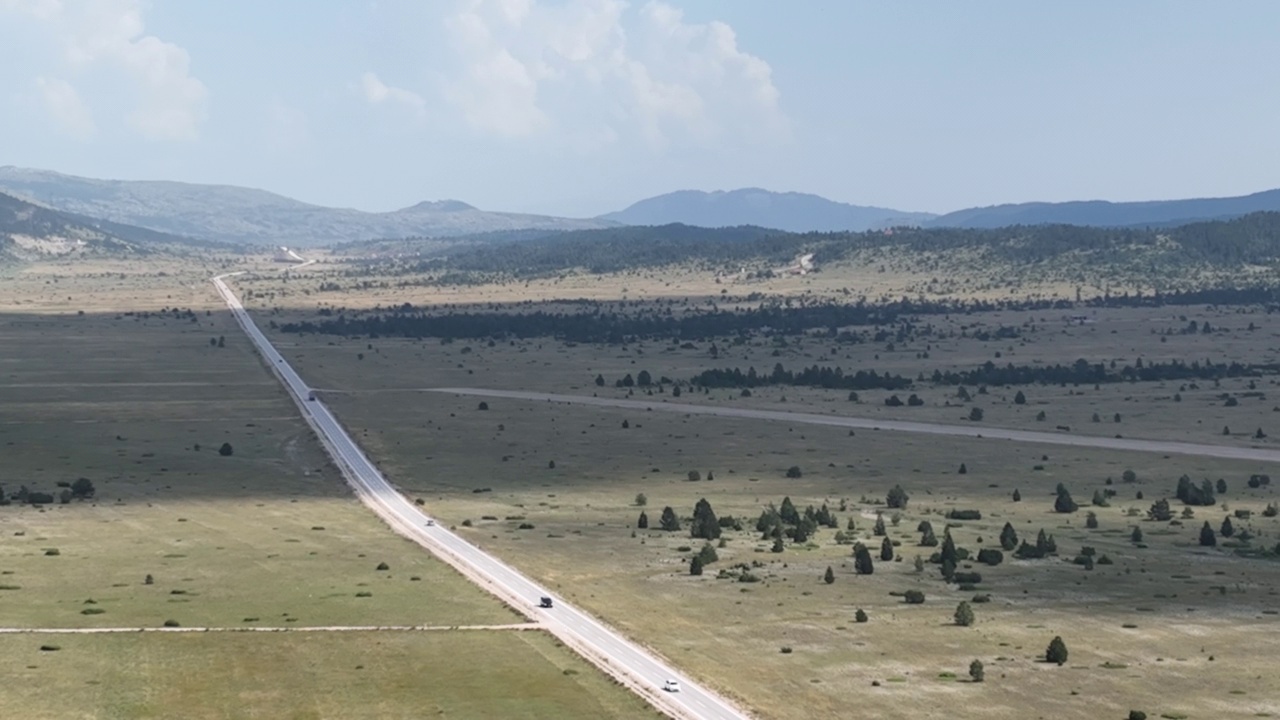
[212,274,750,720]
[428,387,1280,465]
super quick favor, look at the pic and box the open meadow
[241,264,1280,720]
[0,264,660,719]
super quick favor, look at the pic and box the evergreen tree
[1199,521,1217,547]
[873,513,887,536]
[969,659,984,682]
[594,374,605,387]
[637,511,649,529]
[913,555,925,573]
[1220,516,1235,538]
[690,556,703,576]
[941,530,959,566]
[954,601,975,627]
[1216,478,1228,494]
[659,506,681,532]
[1148,498,1172,521]
[1091,489,1109,507]
[853,543,875,575]
[697,543,718,565]
[690,498,721,540]
[880,536,894,561]
[1131,526,1143,543]
[1046,636,1069,665]
[999,522,1018,551]
[771,537,785,553]
[886,485,909,509]
[780,496,800,524]
[1014,390,1026,405]
[1085,511,1099,529]
[823,566,835,584]
[920,525,938,547]
[855,608,869,623]
[1011,488,1021,502]
[1054,485,1079,513]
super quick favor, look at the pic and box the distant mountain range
[0,167,610,247]
[599,188,935,233]
[603,187,1280,232]
[4,166,1279,245]
[927,189,1280,229]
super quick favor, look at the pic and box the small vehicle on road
[425,519,435,527]
[539,596,553,608]
[307,391,316,401]
[663,680,681,693]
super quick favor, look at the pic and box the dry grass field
[0,265,661,719]
[238,266,1280,720]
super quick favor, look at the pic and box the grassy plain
[243,267,1280,720]
[0,630,657,720]
[0,262,661,719]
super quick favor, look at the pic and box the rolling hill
[0,167,612,247]
[0,191,167,263]
[927,189,1280,228]
[599,188,934,232]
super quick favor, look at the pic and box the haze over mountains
[0,167,610,247]
[599,188,935,233]
[0,190,186,263]
[2,166,1279,246]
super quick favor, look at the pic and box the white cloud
[435,0,786,147]
[34,75,95,139]
[360,72,427,117]
[1,0,207,140]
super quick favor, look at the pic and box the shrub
[824,566,835,584]
[218,443,234,457]
[976,548,1003,566]
[785,466,803,479]
[854,608,868,623]
[163,620,181,628]
[903,590,925,604]
[1046,636,1069,665]
[969,659,984,682]
[477,401,489,411]
[659,506,681,532]
[1128,712,1147,720]
[946,509,981,521]
[689,556,703,576]
[954,601,975,626]
[968,407,984,421]
[376,562,390,571]
[953,572,982,585]
[886,485,909,509]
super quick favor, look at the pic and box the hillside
[929,188,1280,228]
[0,167,612,248]
[599,188,934,232]
[0,191,158,263]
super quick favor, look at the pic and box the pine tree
[1011,488,1021,502]
[1220,516,1235,538]
[779,496,799,524]
[689,556,703,576]
[1199,521,1216,547]
[886,485,909,509]
[1046,636,1069,665]
[1054,485,1079,513]
[690,498,721,540]
[969,659,984,682]
[771,537,785,553]
[880,536,894,562]
[637,511,648,529]
[823,566,835,584]
[941,530,958,565]
[1014,390,1026,405]
[853,543,874,575]
[873,513,887,536]
[913,555,925,573]
[659,506,681,532]
[920,525,938,547]
[855,608,868,623]
[954,601,975,627]
[1085,511,1099,529]
[1131,526,1143,543]
[999,522,1018,551]
[1091,489,1109,507]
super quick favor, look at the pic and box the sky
[2,0,1279,218]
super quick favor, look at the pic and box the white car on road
[663,680,681,693]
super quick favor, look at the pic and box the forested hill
[377,211,1280,278]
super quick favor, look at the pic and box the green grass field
[0,630,659,720]
[0,305,657,718]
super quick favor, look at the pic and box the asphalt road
[212,275,750,720]
[427,387,1280,466]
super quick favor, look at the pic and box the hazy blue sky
[2,1,1278,216]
